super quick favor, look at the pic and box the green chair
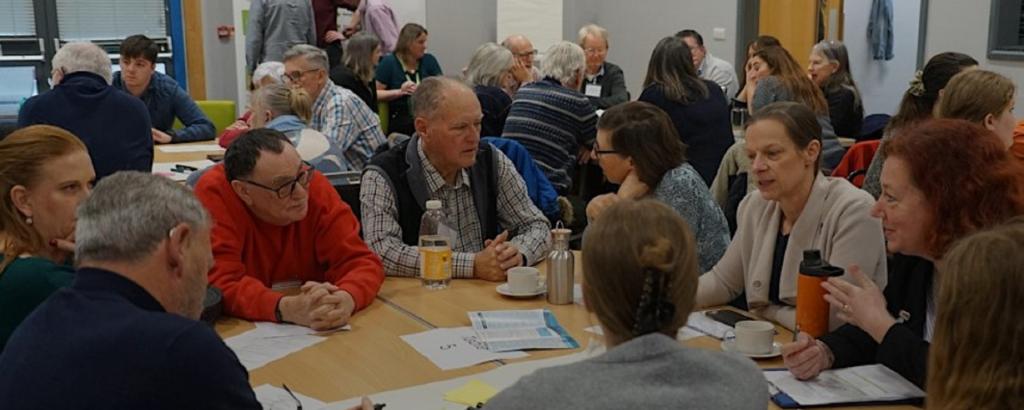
[172,100,237,136]
[378,101,389,135]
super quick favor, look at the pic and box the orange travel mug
[796,250,844,338]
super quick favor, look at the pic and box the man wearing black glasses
[194,129,384,330]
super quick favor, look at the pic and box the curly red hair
[882,118,1024,258]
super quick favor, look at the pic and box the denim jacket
[113,71,215,143]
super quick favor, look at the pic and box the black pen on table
[282,383,302,410]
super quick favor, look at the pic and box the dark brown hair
[753,46,829,115]
[642,36,708,104]
[582,199,699,345]
[887,52,977,133]
[119,34,158,64]
[598,101,686,187]
[0,125,87,271]
[881,118,1024,258]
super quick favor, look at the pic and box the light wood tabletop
[152,140,224,163]
[215,300,498,403]
[215,249,921,408]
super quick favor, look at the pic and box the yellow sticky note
[443,379,498,406]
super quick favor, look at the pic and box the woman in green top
[0,125,95,350]
[375,23,443,135]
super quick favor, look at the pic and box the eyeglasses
[514,49,538,58]
[592,140,618,157]
[584,48,607,55]
[238,163,314,199]
[283,68,320,83]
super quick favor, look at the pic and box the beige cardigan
[697,174,887,331]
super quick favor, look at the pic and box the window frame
[987,0,1024,61]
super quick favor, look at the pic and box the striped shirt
[360,140,552,278]
[311,83,387,171]
[502,78,597,193]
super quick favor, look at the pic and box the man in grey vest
[360,77,551,281]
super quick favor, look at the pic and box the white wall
[843,0,921,115]
[202,0,242,105]
[925,0,1024,113]
[426,0,496,76]
[562,0,740,99]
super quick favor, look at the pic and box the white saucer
[496,283,547,298]
[720,340,783,359]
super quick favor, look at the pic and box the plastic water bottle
[419,200,452,289]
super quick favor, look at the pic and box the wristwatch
[274,298,284,322]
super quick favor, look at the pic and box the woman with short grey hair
[465,42,517,136]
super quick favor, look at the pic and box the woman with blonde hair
[926,216,1024,409]
[486,199,767,409]
[0,125,95,349]
[375,23,442,135]
[249,83,346,172]
[935,69,1016,149]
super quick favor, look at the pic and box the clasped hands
[473,230,523,282]
[278,282,355,331]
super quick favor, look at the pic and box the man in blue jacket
[18,42,153,179]
[112,34,215,144]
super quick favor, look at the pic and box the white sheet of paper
[583,325,602,335]
[764,365,925,406]
[676,326,704,341]
[468,310,546,330]
[158,144,225,153]
[400,327,527,371]
[253,384,327,410]
[321,351,588,409]
[151,160,215,182]
[685,312,733,339]
[254,321,351,337]
[224,325,327,370]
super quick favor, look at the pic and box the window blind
[56,0,167,41]
[0,0,36,37]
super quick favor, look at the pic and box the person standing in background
[246,0,317,75]
[340,0,399,54]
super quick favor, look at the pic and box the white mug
[732,320,775,355]
[507,267,540,294]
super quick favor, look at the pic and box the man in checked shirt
[360,77,552,281]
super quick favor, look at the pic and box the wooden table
[152,140,224,163]
[216,250,920,409]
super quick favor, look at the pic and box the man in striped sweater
[502,41,598,195]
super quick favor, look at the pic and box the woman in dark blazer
[781,118,1024,388]
[638,36,732,187]
[576,24,629,109]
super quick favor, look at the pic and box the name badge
[585,84,602,97]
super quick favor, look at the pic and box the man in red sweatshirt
[195,128,383,330]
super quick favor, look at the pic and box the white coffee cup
[732,320,775,355]
[507,267,540,294]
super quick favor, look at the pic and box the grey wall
[201,0,240,103]
[844,0,922,115]
[424,0,497,76]
[925,0,1024,113]
[562,0,740,99]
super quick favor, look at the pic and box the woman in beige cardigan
[696,102,886,331]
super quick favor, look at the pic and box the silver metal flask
[546,224,574,305]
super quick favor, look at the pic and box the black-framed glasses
[592,140,618,157]
[514,49,538,58]
[239,163,314,199]
[283,68,320,83]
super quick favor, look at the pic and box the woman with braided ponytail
[487,199,768,410]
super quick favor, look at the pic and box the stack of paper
[764,365,925,407]
[224,322,347,370]
[685,311,734,339]
[400,327,527,371]
[468,309,579,352]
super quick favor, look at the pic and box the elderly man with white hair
[502,41,597,195]
[282,44,386,171]
[17,42,152,180]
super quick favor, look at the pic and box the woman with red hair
[781,118,1024,388]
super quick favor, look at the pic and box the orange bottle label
[420,247,452,280]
